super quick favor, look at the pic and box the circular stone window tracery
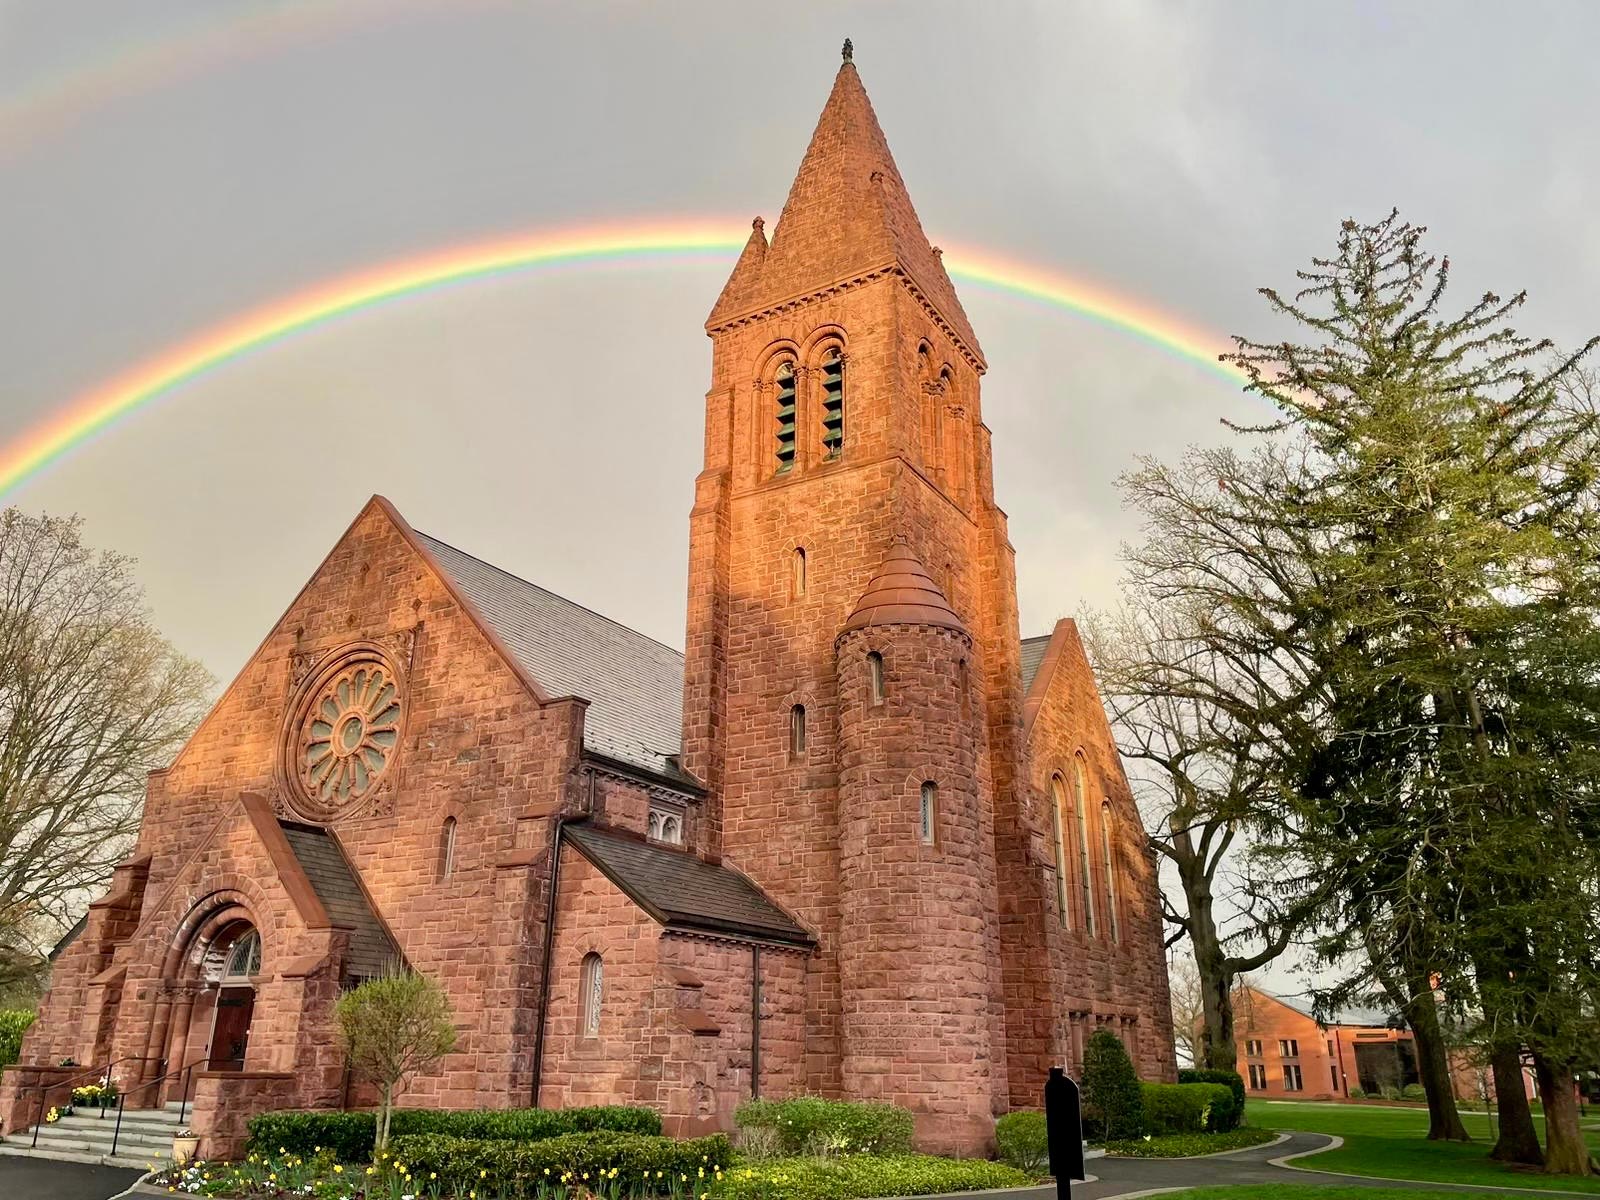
[283,648,404,821]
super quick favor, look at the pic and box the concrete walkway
[0,1152,143,1200]
[993,1133,1600,1199]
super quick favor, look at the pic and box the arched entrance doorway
[203,925,260,1071]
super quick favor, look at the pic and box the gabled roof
[278,820,401,981]
[565,824,813,947]
[1265,987,1398,1030]
[708,56,982,363]
[414,532,687,781]
[1020,634,1053,695]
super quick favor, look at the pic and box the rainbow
[0,221,1246,498]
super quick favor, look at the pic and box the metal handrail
[109,1056,207,1159]
[24,1056,147,1150]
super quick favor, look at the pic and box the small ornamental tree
[335,970,457,1151]
[1081,1030,1144,1141]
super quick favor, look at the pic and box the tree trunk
[1534,1052,1596,1176]
[1487,1044,1543,1164]
[378,1083,393,1152]
[1399,979,1470,1141]
[1188,891,1238,1072]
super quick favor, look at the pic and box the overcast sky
[4,1,1598,998]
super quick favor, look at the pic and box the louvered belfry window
[775,361,797,473]
[821,348,844,459]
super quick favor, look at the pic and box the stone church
[3,50,1174,1156]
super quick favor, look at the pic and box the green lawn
[1161,1189,1496,1200]
[1256,1100,1600,1193]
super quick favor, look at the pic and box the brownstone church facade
[3,52,1173,1156]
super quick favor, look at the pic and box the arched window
[1050,775,1071,928]
[793,546,807,597]
[1074,757,1096,938]
[223,929,261,982]
[820,346,845,459]
[790,704,807,758]
[919,782,937,845]
[867,652,885,706]
[774,361,797,474]
[648,807,684,846]
[1102,801,1121,944]
[580,952,604,1038]
[440,816,457,881]
[958,658,970,717]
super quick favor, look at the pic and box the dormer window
[820,347,844,459]
[647,805,684,846]
[774,361,797,474]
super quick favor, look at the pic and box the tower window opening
[958,658,970,716]
[440,816,457,881]
[821,347,844,459]
[775,361,797,474]
[790,704,807,758]
[1074,757,1096,937]
[1050,775,1070,927]
[919,782,937,845]
[1102,800,1121,944]
[793,546,807,596]
[867,652,885,705]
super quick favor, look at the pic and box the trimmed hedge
[0,1010,35,1067]
[386,1131,731,1195]
[247,1103,661,1161]
[994,1110,1048,1174]
[720,1155,1032,1200]
[1176,1068,1245,1130]
[1140,1082,1235,1135]
[734,1097,914,1156]
[1402,1084,1427,1101]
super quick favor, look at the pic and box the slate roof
[415,532,688,781]
[1020,633,1053,695]
[565,824,813,947]
[279,821,401,981]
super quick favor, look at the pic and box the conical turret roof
[707,52,981,362]
[842,539,968,634]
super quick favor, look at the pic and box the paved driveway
[0,1154,144,1200]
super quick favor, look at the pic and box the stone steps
[3,1101,187,1168]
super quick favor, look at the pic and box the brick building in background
[2,47,1173,1157]
[1231,984,1533,1104]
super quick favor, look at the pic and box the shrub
[1348,1087,1366,1099]
[994,1111,1048,1174]
[247,1104,661,1161]
[734,1096,914,1156]
[335,970,456,1150]
[1103,1126,1277,1158]
[1140,1082,1233,1135]
[1176,1068,1245,1130]
[0,1010,34,1067]
[387,1130,732,1195]
[1380,1085,1402,1101]
[1402,1084,1427,1101]
[720,1154,1031,1200]
[1081,1030,1143,1141]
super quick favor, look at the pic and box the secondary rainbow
[0,221,1246,498]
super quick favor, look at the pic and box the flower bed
[1102,1126,1278,1158]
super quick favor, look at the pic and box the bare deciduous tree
[0,509,210,995]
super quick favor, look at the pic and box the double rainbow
[0,220,1247,498]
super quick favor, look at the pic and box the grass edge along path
[1157,1189,1535,1200]
[1260,1101,1600,1194]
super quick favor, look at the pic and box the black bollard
[1045,1066,1085,1200]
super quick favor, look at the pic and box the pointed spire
[706,49,981,361]
[709,217,769,325]
[842,539,967,634]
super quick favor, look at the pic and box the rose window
[294,659,402,815]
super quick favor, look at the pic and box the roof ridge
[414,529,685,661]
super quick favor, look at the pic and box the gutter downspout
[529,772,595,1106]
[750,945,762,1099]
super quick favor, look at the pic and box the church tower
[680,43,1039,1149]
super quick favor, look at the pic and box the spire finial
[752,216,764,233]
[841,37,853,64]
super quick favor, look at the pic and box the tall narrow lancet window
[1074,757,1096,937]
[440,816,457,881]
[793,547,807,597]
[1050,775,1071,927]
[1102,801,1121,944]
[580,952,604,1038]
[775,361,797,474]
[820,347,845,459]
[867,652,885,705]
[919,782,937,845]
[790,704,807,758]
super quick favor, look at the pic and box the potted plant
[70,1075,117,1116]
[171,1128,199,1165]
